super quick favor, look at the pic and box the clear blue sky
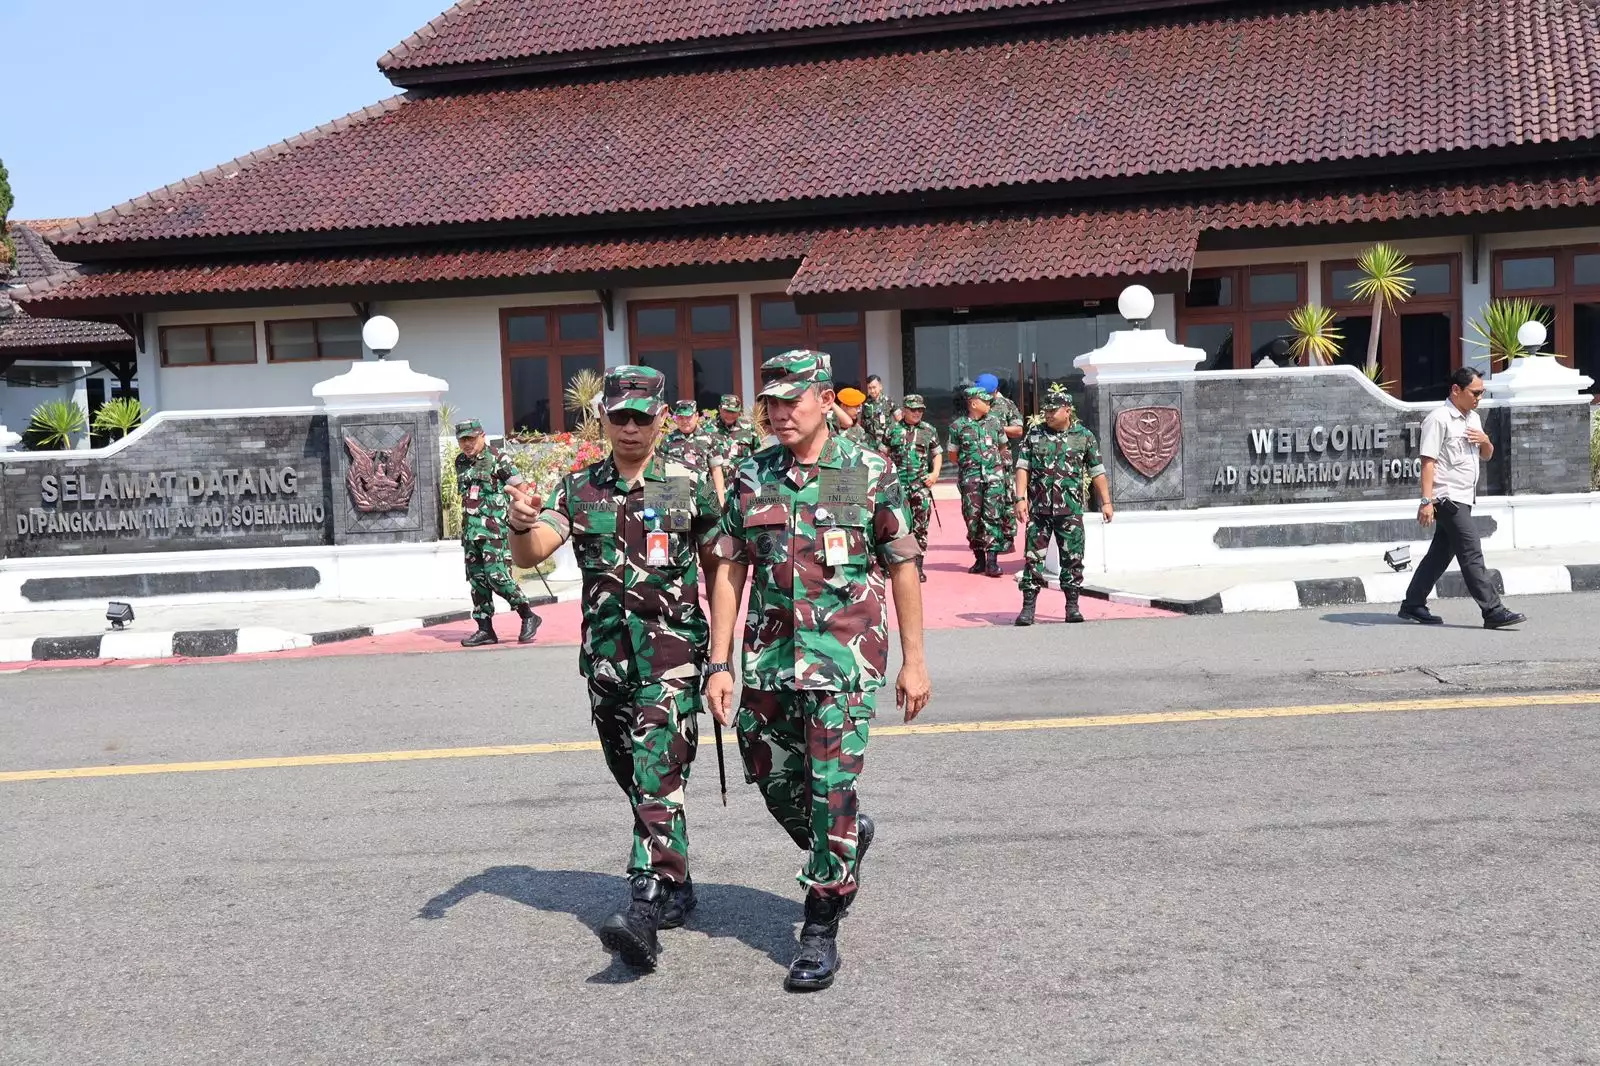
[2,0,451,221]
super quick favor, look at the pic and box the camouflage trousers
[463,539,528,622]
[959,477,1008,552]
[1018,511,1086,593]
[736,689,873,899]
[589,675,701,884]
[1000,450,1018,548]
[901,482,933,553]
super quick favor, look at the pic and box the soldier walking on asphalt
[659,398,727,500]
[506,366,722,971]
[883,394,942,582]
[947,385,1009,577]
[454,419,540,647]
[1399,366,1527,630]
[976,374,1025,549]
[1013,384,1113,626]
[706,349,932,993]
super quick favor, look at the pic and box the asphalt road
[5,595,1600,1064]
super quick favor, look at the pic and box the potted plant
[26,399,87,450]
[1350,243,1415,382]
[1286,304,1343,366]
[90,396,148,441]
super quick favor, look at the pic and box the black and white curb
[0,608,495,664]
[1083,563,1600,616]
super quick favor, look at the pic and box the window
[159,323,257,367]
[266,317,364,362]
[1326,254,1460,401]
[1177,265,1305,370]
[751,295,868,391]
[500,306,605,434]
[627,297,740,413]
[1492,247,1600,391]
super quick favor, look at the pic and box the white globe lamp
[1118,284,1156,328]
[362,315,401,359]
[1516,319,1547,356]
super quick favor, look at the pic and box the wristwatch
[1418,497,1434,507]
[705,662,732,676]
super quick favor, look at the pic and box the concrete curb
[1080,563,1600,615]
[0,597,558,665]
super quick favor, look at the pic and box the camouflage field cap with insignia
[1040,383,1075,411]
[758,349,833,400]
[902,394,926,410]
[963,385,992,401]
[671,399,698,417]
[719,394,743,412]
[454,418,484,438]
[603,365,667,416]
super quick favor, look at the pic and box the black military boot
[967,550,986,574]
[516,605,541,644]
[658,876,697,930]
[785,893,847,992]
[597,874,666,970]
[1065,589,1084,623]
[984,552,1003,578]
[459,619,498,647]
[1014,590,1038,627]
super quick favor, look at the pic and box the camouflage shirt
[837,422,874,451]
[1016,422,1107,515]
[707,417,764,469]
[884,421,941,490]
[990,394,1024,457]
[859,396,895,449]
[714,435,920,694]
[947,414,1008,484]
[456,446,524,542]
[658,427,725,474]
[539,454,720,686]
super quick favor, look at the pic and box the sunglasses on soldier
[607,410,656,427]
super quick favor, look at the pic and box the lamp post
[1117,284,1156,328]
[362,315,400,360]
[1516,319,1548,358]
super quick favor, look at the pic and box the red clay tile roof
[51,0,1600,252]
[25,167,1600,312]
[1,223,132,352]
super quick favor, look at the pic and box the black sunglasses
[607,410,656,427]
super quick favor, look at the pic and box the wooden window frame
[751,294,869,387]
[626,296,742,404]
[265,316,364,363]
[1177,264,1307,369]
[1490,245,1600,367]
[158,322,258,368]
[1324,253,1461,391]
[499,304,605,434]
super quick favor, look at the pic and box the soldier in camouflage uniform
[946,386,1008,577]
[507,366,720,971]
[833,387,876,450]
[1013,384,1114,626]
[454,419,540,647]
[659,399,727,501]
[706,349,931,993]
[859,375,895,451]
[707,394,764,472]
[976,374,1025,549]
[882,394,942,583]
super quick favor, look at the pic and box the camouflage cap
[759,349,833,400]
[670,398,699,416]
[603,365,667,416]
[902,394,926,410]
[454,418,485,438]
[836,387,866,407]
[719,394,743,412]
[1040,383,1075,411]
[963,385,992,401]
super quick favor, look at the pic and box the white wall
[0,360,106,450]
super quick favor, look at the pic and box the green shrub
[27,399,87,450]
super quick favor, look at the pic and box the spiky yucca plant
[1350,243,1415,377]
[1287,304,1343,366]
[564,369,605,442]
[28,399,87,450]
[1467,298,1553,368]
[90,396,148,440]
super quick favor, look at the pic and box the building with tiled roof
[16,0,1600,436]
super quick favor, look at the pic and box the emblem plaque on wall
[1114,406,1182,478]
[344,433,415,513]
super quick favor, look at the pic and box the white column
[738,292,757,407]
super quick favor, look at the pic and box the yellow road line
[4,691,1597,784]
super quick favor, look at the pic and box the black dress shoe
[1397,605,1444,625]
[1483,607,1528,630]
[658,877,697,930]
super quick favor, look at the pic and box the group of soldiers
[466,354,930,993]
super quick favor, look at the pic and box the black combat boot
[658,876,697,930]
[984,552,1003,578]
[1065,589,1084,623]
[516,605,541,644]
[597,874,666,970]
[1014,590,1038,627]
[841,813,875,914]
[459,619,498,647]
[967,550,986,574]
[785,893,847,992]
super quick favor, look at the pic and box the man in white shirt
[1399,366,1527,629]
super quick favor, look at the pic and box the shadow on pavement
[1322,611,1482,630]
[417,865,801,983]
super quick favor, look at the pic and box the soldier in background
[860,375,895,450]
[833,388,876,450]
[883,394,942,582]
[1013,384,1113,626]
[506,366,720,971]
[660,398,727,501]
[947,386,1008,577]
[707,394,764,471]
[706,349,931,992]
[976,373,1025,550]
[454,419,540,647]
